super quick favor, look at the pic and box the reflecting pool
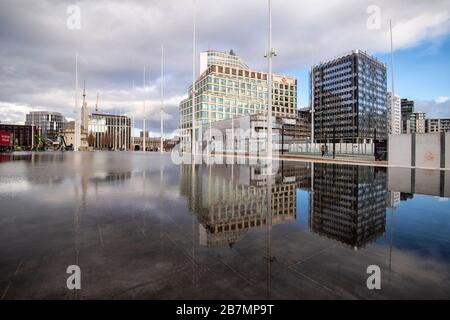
[0,152,449,299]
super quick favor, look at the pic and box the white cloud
[435,96,450,104]
[415,98,450,118]
[0,0,449,133]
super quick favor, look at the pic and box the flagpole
[266,0,273,161]
[191,0,197,156]
[132,80,135,151]
[390,19,396,134]
[143,66,146,153]
[160,44,164,153]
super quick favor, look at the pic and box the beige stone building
[180,50,297,151]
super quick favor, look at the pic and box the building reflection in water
[180,161,395,251]
[180,161,311,247]
[310,163,387,250]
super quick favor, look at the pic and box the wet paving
[0,152,449,299]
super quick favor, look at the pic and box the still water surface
[0,152,449,299]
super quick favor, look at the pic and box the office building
[298,108,312,123]
[133,135,179,151]
[387,92,401,134]
[179,163,300,247]
[387,191,401,209]
[426,118,450,133]
[310,163,387,249]
[407,112,426,134]
[88,113,132,150]
[401,99,414,133]
[0,124,35,149]
[199,50,249,74]
[179,50,297,151]
[25,111,66,141]
[312,49,387,143]
[199,112,311,155]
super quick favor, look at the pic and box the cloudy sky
[0,0,449,137]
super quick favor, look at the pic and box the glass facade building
[387,92,401,135]
[179,162,307,247]
[25,111,66,141]
[88,113,131,150]
[180,50,297,150]
[312,50,387,143]
[401,99,415,133]
[406,112,426,134]
[310,163,387,249]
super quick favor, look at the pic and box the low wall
[446,133,450,168]
[389,133,448,169]
[388,168,450,197]
[388,134,411,167]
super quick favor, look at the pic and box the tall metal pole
[191,0,197,156]
[265,0,274,299]
[160,44,164,153]
[143,66,146,153]
[390,20,395,106]
[266,0,273,160]
[31,106,34,149]
[132,80,135,150]
[390,20,396,135]
[311,65,315,143]
[119,107,122,151]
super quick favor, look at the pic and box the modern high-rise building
[407,112,426,134]
[425,118,450,133]
[25,111,66,140]
[310,163,387,249]
[312,49,387,143]
[179,50,297,151]
[179,162,304,247]
[387,92,401,135]
[401,98,414,133]
[199,50,249,74]
[88,113,132,150]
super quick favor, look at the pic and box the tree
[101,133,112,149]
[87,133,96,147]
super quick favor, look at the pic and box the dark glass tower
[310,163,387,249]
[312,50,387,143]
[401,98,414,133]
